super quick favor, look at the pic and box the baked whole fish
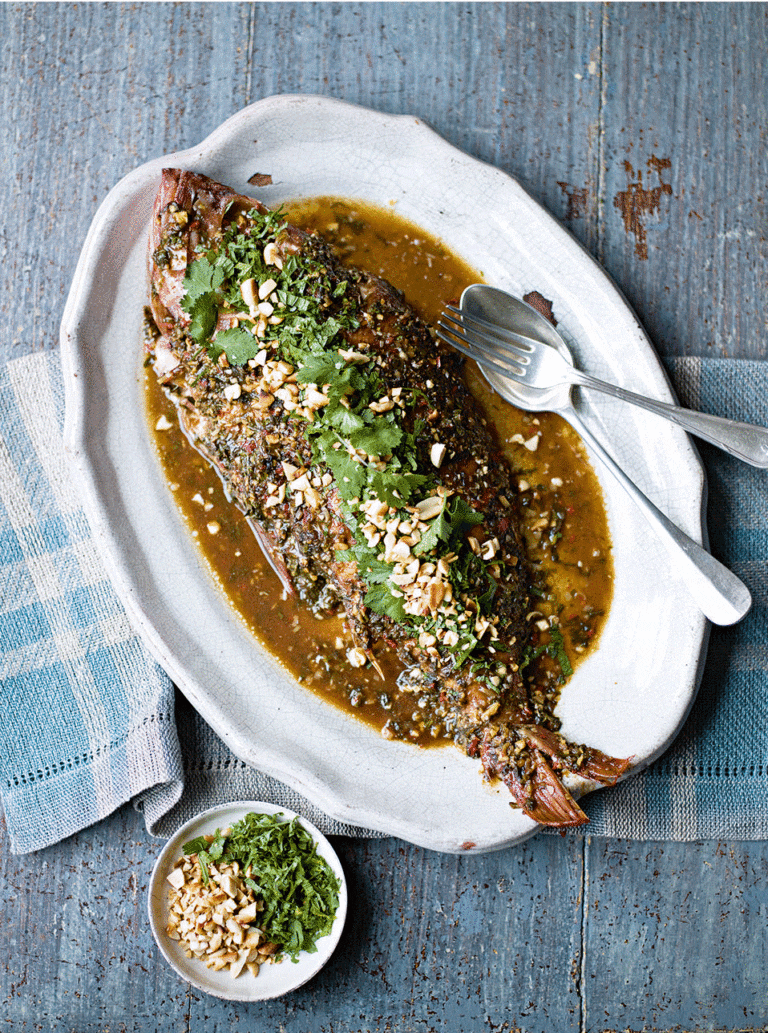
[146,169,629,827]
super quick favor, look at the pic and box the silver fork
[437,292,751,625]
[438,304,768,468]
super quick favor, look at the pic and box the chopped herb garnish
[183,812,341,963]
[547,624,573,678]
[519,622,573,681]
[183,830,226,883]
[177,207,514,673]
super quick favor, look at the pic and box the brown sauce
[144,199,613,745]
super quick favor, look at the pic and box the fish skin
[147,170,630,827]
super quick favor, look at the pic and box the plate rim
[60,94,708,852]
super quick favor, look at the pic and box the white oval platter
[60,95,708,853]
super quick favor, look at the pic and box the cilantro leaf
[304,315,346,351]
[186,294,219,345]
[316,439,367,498]
[413,499,450,556]
[180,256,230,344]
[447,496,486,537]
[214,326,261,365]
[181,256,227,308]
[348,419,402,457]
[364,582,408,622]
[368,469,429,507]
[547,625,573,677]
[358,556,397,585]
[414,496,485,557]
[275,288,314,313]
[326,364,367,403]
[326,404,367,437]
[296,352,344,386]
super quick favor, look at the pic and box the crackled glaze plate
[60,95,708,853]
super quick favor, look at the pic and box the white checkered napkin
[0,352,183,854]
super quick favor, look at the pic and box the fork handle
[564,407,752,626]
[573,369,768,468]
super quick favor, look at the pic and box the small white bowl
[148,801,348,1001]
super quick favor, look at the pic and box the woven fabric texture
[144,690,387,840]
[0,353,182,853]
[0,351,765,851]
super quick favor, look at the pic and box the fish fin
[522,724,631,787]
[523,750,589,827]
[477,726,587,826]
[244,517,296,598]
[580,749,632,785]
[175,408,297,598]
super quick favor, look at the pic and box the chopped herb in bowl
[186,811,341,962]
[165,810,342,978]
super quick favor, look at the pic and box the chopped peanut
[165,855,277,980]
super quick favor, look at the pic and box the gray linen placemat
[0,351,765,851]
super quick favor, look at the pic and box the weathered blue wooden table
[1,4,767,1030]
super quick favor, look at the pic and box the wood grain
[1,3,767,1030]
[599,3,768,360]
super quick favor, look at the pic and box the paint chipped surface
[613,156,673,259]
[522,290,558,326]
[557,181,590,221]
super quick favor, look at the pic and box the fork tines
[436,308,528,380]
[442,306,540,353]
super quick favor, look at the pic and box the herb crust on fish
[146,169,630,827]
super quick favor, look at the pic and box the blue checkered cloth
[0,353,183,854]
[0,352,766,851]
[0,352,377,853]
